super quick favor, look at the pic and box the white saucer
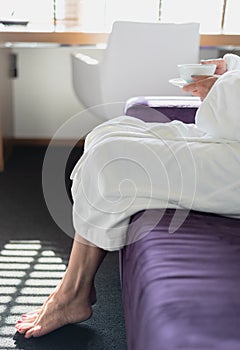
[169,78,188,88]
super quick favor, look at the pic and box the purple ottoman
[121,96,240,350]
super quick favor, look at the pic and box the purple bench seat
[121,96,240,350]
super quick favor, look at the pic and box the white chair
[72,21,200,119]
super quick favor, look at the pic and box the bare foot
[15,288,92,338]
[15,235,107,338]
[18,283,97,325]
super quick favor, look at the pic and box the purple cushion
[122,209,240,350]
[124,96,201,124]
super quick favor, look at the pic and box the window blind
[0,0,239,34]
[55,0,84,26]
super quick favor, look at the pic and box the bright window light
[0,278,21,286]
[0,0,53,23]
[0,263,30,270]
[80,0,160,32]
[38,256,63,263]
[0,0,159,31]
[16,296,47,304]
[34,263,66,270]
[0,271,26,278]
[30,271,65,278]
[0,326,16,336]
[0,287,17,294]
[160,0,224,33]
[21,287,54,295]
[0,0,239,34]
[223,0,240,33]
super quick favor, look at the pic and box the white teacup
[178,63,217,83]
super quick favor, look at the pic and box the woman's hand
[183,75,219,101]
[201,58,227,75]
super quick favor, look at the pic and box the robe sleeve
[224,53,240,71]
[195,70,240,141]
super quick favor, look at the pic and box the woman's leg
[15,234,107,338]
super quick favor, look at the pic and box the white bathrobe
[71,54,240,251]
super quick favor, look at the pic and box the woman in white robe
[16,54,240,338]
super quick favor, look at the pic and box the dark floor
[0,146,127,350]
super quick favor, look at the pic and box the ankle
[59,277,92,300]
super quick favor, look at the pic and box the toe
[21,308,41,317]
[24,325,42,339]
[16,321,35,334]
[20,314,39,323]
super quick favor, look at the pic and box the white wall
[12,45,219,139]
[13,45,104,139]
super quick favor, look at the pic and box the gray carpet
[0,146,127,350]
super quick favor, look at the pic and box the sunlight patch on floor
[0,239,67,349]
